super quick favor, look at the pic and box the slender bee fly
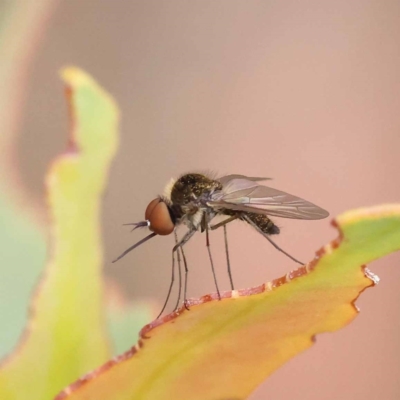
[113,173,329,316]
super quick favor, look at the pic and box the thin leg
[204,213,221,299]
[174,231,182,311]
[157,228,196,318]
[209,215,238,290]
[179,246,190,310]
[210,215,238,231]
[172,228,196,252]
[263,235,303,265]
[242,214,304,265]
[157,249,176,319]
[223,225,234,290]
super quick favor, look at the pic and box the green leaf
[0,67,119,400]
[56,204,400,400]
[0,0,57,359]
[106,290,156,356]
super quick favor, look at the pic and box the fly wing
[209,178,329,220]
[218,174,271,185]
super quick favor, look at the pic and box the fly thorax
[170,173,222,205]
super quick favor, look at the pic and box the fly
[113,173,329,316]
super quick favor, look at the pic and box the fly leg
[209,215,239,291]
[223,225,233,290]
[204,213,221,299]
[173,230,190,311]
[242,214,304,265]
[174,231,182,311]
[157,228,196,318]
[179,246,190,310]
[209,215,238,231]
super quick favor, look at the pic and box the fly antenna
[112,232,157,263]
[123,220,149,232]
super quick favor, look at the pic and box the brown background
[16,1,400,399]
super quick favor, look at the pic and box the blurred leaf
[0,199,46,358]
[104,279,155,356]
[107,302,155,356]
[0,67,119,400]
[56,204,400,400]
[0,0,58,358]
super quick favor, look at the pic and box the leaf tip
[60,66,92,87]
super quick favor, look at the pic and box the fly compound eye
[144,198,174,235]
[145,198,161,220]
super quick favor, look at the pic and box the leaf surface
[56,204,400,400]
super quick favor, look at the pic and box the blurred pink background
[12,1,400,399]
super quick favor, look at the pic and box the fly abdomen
[243,212,280,235]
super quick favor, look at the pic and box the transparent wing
[218,174,271,185]
[209,177,329,220]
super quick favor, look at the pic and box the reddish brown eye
[145,198,161,220]
[144,198,174,235]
